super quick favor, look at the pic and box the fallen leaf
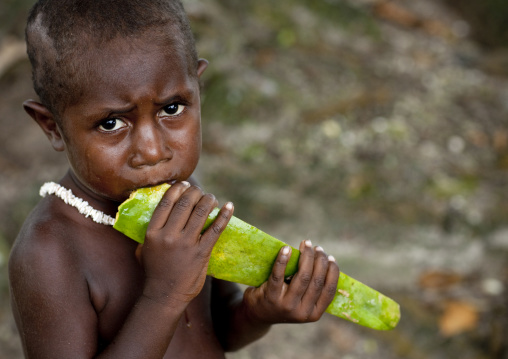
[418,270,463,290]
[373,1,420,28]
[372,1,453,39]
[493,130,508,152]
[467,130,489,147]
[439,300,479,337]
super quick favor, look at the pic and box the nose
[129,120,172,168]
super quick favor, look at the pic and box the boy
[8,0,340,357]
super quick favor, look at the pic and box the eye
[98,118,127,132]
[158,103,185,117]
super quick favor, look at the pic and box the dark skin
[9,33,340,358]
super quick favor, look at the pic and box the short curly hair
[26,0,198,121]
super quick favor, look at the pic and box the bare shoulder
[8,196,101,356]
[8,195,91,311]
[9,196,84,279]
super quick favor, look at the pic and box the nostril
[129,144,173,168]
[128,119,173,168]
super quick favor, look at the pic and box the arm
[10,182,234,358]
[211,279,272,352]
[212,240,340,352]
[10,241,191,359]
[9,229,101,358]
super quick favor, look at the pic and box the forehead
[60,34,197,120]
[88,32,194,84]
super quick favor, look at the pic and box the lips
[139,178,177,190]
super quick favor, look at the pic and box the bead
[40,182,116,226]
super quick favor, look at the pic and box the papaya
[114,184,400,330]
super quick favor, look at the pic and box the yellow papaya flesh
[113,184,400,330]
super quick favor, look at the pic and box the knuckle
[270,272,283,283]
[265,292,278,305]
[157,196,173,209]
[196,247,212,261]
[188,184,204,194]
[298,273,312,286]
[325,283,338,298]
[276,256,288,265]
[258,286,268,301]
[308,312,321,322]
[210,222,223,236]
[194,204,210,218]
[282,302,295,314]
[318,252,329,264]
[203,192,216,204]
[295,312,309,323]
[219,209,230,221]
[145,227,157,239]
[313,277,325,289]
[175,196,191,211]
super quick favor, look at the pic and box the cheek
[82,145,129,181]
[173,119,201,151]
[172,122,201,174]
[68,147,100,182]
[65,141,90,174]
[66,141,122,187]
[187,123,202,160]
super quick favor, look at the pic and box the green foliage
[192,0,508,235]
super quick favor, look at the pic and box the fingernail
[305,239,312,247]
[282,246,290,256]
[169,179,177,185]
[225,202,233,210]
[316,246,324,252]
[328,255,336,262]
[181,181,190,187]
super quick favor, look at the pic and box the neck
[61,170,119,218]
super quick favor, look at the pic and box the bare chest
[82,234,224,357]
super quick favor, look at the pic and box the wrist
[240,293,273,327]
[142,279,193,309]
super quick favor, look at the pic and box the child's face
[57,36,207,202]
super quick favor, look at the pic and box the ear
[197,58,209,78]
[23,100,65,152]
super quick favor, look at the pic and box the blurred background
[1,0,507,358]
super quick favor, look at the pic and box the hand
[140,181,234,305]
[243,240,340,324]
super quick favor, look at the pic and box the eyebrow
[80,84,198,121]
[100,87,198,115]
[154,87,197,106]
[87,104,136,122]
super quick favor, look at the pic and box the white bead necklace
[40,182,116,226]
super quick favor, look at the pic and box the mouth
[139,179,177,190]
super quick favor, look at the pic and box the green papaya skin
[114,184,400,330]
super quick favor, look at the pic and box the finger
[183,192,219,235]
[286,239,315,299]
[148,181,191,230]
[199,201,234,253]
[164,184,206,231]
[314,255,340,314]
[300,246,331,308]
[265,246,292,299]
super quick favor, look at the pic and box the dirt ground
[1,1,507,358]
